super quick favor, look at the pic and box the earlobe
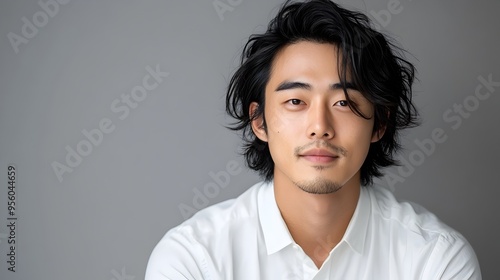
[372,111,389,143]
[371,126,386,143]
[249,102,268,142]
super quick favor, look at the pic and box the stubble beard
[292,141,348,194]
[293,176,344,194]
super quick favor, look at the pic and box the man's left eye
[334,100,349,107]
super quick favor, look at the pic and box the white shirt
[146,181,481,280]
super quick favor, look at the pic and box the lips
[300,149,339,163]
[301,149,338,157]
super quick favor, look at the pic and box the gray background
[0,0,498,279]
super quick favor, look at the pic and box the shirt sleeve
[145,227,211,280]
[422,232,482,280]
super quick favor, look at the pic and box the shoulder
[145,181,266,279]
[163,180,264,245]
[366,186,482,279]
[178,180,263,236]
[368,185,455,237]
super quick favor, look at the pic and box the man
[146,0,481,279]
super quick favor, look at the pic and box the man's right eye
[287,99,303,105]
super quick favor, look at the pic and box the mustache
[294,141,347,157]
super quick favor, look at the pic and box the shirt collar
[258,181,371,256]
[341,186,371,255]
[258,181,294,255]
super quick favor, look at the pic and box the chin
[293,177,344,195]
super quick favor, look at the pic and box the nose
[307,103,334,139]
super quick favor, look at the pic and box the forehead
[269,41,343,80]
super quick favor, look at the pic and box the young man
[146,0,481,279]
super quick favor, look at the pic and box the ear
[249,102,268,142]
[371,125,386,143]
[372,110,390,143]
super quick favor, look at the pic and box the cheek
[336,117,374,152]
[265,112,305,163]
[266,108,306,136]
[336,110,372,128]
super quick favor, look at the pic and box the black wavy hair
[225,0,419,186]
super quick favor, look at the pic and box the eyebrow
[275,81,358,92]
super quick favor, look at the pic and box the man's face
[251,41,383,194]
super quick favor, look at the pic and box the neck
[274,176,360,268]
